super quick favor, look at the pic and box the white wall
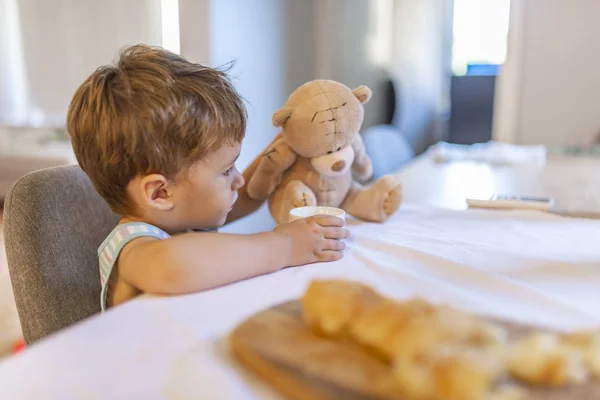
[206,0,295,234]
[178,0,210,63]
[209,0,285,170]
[0,0,162,127]
[493,0,600,146]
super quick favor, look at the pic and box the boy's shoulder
[98,222,171,311]
[99,222,171,255]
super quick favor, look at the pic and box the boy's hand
[274,215,350,266]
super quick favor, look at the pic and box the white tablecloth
[1,205,600,399]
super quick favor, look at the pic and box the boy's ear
[141,174,175,211]
[352,85,372,104]
[272,107,292,127]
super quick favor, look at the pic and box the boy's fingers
[310,215,346,227]
[323,227,350,240]
[317,250,344,262]
[322,239,346,251]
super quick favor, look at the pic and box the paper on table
[428,141,547,166]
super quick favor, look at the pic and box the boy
[67,45,349,311]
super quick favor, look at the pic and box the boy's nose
[234,172,245,190]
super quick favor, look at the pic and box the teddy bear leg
[341,175,402,222]
[271,180,317,224]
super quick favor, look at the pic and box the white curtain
[0,0,163,128]
[392,0,454,153]
[0,0,28,126]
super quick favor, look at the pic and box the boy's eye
[223,165,235,176]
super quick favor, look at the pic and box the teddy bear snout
[331,160,346,172]
[310,145,355,177]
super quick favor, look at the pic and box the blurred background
[1,0,600,233]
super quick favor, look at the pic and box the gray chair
[4,165,119,344]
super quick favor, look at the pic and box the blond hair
[67,44,246,215]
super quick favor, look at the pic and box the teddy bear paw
[383,183,403,216]
[292,191,317,208]
[286,180,317,209]
[375,175,402,216]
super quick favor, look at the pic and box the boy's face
[127,142,245,233]
[173,142,245,230]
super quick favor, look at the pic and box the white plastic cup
[288,206,346,223]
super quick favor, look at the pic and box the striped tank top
[98,222,170,312]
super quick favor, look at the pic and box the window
[451,0,511,76]
[161,0,180,54]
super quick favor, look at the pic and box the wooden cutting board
[229,300,600,400]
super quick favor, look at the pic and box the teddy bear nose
[331,160,346,172]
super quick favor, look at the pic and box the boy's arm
[118,216,347,295]
[119,232,289,295]
[226,134,283,224]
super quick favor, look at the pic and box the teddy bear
[247,79,403,225]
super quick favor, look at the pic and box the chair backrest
[4,165,119,344]
[362,124,415,179]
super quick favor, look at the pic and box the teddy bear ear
[272,108,292,127]
[352,85,372,104]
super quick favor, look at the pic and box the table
[396,154,600,216]
[1,155,600,399]
[0,127,75,199]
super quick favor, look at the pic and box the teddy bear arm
[351,134,373,182]
[247,139,297,200]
